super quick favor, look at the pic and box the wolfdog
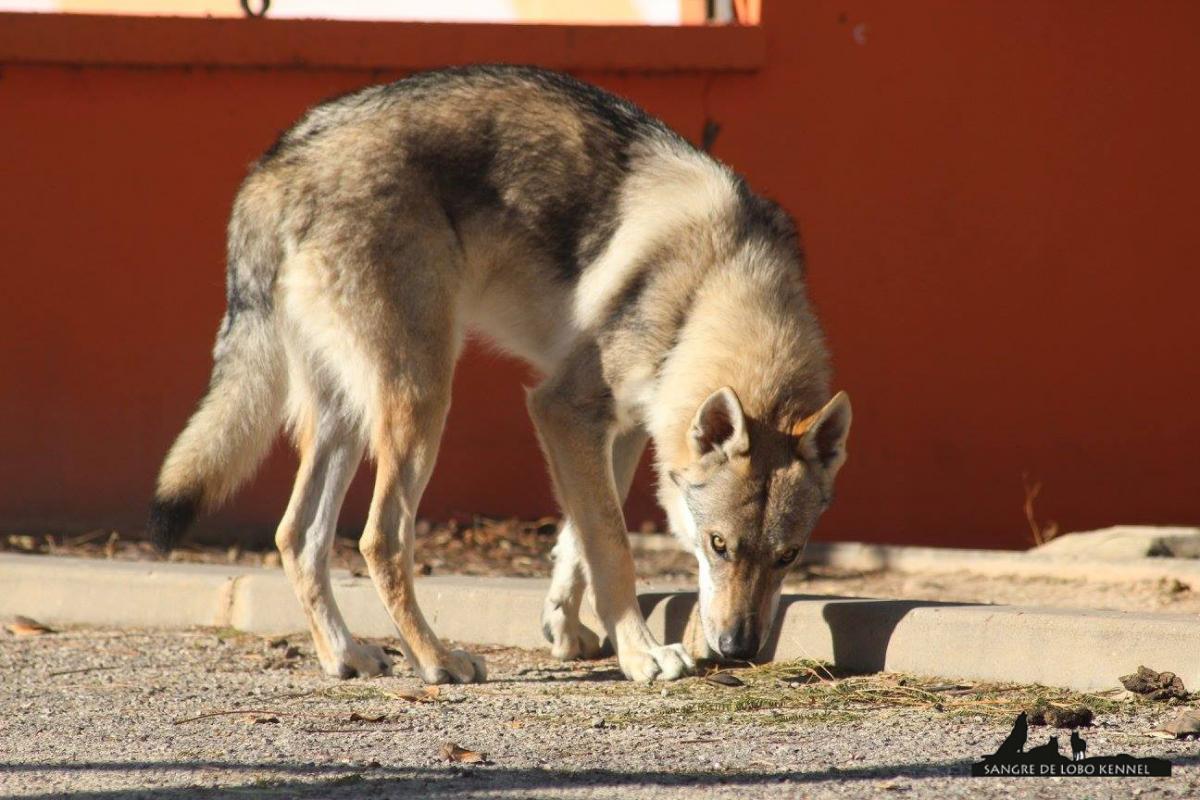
[149,65,851,684]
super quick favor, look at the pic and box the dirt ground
[6,524,1200,616]
[2,626,1199,799]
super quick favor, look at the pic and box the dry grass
[601,659,1141,728]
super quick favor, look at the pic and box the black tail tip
[148,495,199,555]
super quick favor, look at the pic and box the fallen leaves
[704,671,745,688]
[390,686,441,703]
[1150,709,1200,740]
[5,616,53,636]
[1119,666,1189,701]
[440,741,489,764]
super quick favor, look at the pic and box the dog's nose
[717,619,760,661]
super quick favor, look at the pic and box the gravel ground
[2,627,1198,799]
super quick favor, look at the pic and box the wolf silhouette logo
[971,714,1170,777]
[1071,730,1087,762]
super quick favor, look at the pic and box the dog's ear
[794,391,852,478]
[688,386,749,461]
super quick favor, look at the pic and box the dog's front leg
[528,368,693,682]
[542,427,647,661]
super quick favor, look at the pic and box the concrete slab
[4,553,1198,691]
[1032,525,1200,559]
[629,534,1200,589]
[0,552,255,629]
[801,541,1200,590]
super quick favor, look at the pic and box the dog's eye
[777,548,800,567]
[709,533,727,555]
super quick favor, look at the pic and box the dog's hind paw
[322,642,392,679]
[542,602,607,660]
[619,643,695,683]
[550,625,606,661]
[416,648,487,685]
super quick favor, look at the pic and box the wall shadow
[0,757,984,799]
[637,591,986,674]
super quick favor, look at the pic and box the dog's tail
[148,183,287,553]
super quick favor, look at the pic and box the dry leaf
[705,672,745,688]
[348,712,388,723]
[5,616,53,636]
[440,741,488,764]
[1151,709,1200,739]
[391,686,440,703]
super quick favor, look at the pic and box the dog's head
[661,387,852,661]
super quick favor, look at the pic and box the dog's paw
[415,648,487,685]
[542,601,606,660]
[322,642,392,680]
[618,643,695,683]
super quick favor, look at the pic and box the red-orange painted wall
[2,2,1198,549]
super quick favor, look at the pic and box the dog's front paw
[542,601,606,660]
[322,642,392,680]
[618,643,694,682]
[415,648,487,685]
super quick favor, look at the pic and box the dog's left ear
[794,391,852,479]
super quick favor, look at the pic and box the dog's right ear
[688,386,750,462]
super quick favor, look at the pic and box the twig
[63,529,113,547]
[302,728,408,734]
[173,708,291,725]
[48,665,119,677]
[1022,473,1060,547]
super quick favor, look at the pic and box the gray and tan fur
[150,65,852,683]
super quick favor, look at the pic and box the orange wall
[2,2,1198,549]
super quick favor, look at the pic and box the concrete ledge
[801,541,1200,590]
[3,553,1198,691]
[628,534,1200,590]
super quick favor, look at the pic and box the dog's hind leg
[275,402,387,679]
[542,427,648,660]
[359,361,487,685]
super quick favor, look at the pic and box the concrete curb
[3,552,1198,692]
[629,534,1200,589]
